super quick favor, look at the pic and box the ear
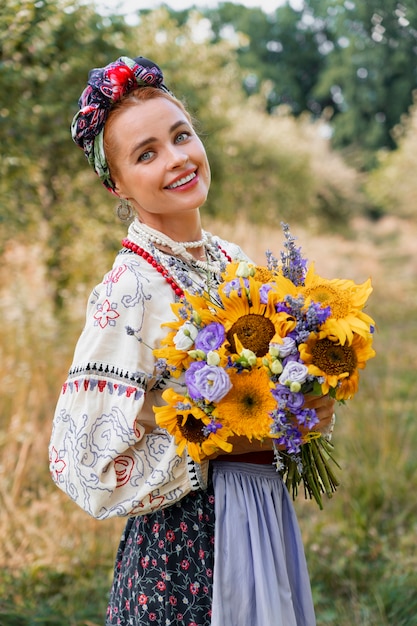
[114,187,129,201]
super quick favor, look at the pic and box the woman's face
[108,97,211,229]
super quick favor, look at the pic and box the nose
[167,144,189,169]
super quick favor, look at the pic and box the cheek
[201,156,211,186]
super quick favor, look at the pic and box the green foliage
[0,0,133,304]
[198,0,417,156]
[0,566,110,625]
[311,0,417,155]
[218,103,362,227]
[206,2,326,115]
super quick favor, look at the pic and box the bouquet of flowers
[154,224,375,508]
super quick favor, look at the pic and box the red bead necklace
[121,237,232,298]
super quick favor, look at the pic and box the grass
[1,215,416,625]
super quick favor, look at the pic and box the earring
[116,198,134,222]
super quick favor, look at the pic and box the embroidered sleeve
[49,255,208,519]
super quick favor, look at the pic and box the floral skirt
[106,484,215,625]
[106,463,315,626]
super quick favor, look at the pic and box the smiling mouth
[166,171,196,189]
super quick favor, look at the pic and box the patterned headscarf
[71,55,171,194]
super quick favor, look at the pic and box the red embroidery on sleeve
[114,455,134,487]
[93,299,120,328]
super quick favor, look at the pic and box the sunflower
[154,388,233,463]
[300,264,374,345]
[209,276,295,358]
[213,368,276,440]
[253,266,276,284]
[299,332,375,400]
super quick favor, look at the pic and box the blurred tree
[0,0,133,303]
[0,3,244,304]
[311,0,417,156]
[193,0,417,157]
[205,2,328,115]
[366,95,417,218]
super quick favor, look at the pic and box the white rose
[173,321,198,351]
[279,361,308,387]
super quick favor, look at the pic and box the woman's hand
[303,394,335,437]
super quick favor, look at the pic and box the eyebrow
[129,119,190,157]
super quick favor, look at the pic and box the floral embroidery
[49,446,67,482]
[94,299,120,328]
[104,264,127,291]
[114,454,135,487]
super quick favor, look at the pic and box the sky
[94,0,296,20]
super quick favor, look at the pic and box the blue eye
[139,150,154,162]
[175,131,190,143]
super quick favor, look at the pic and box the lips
[166,171,197,189]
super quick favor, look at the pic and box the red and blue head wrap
[71,55,170,194]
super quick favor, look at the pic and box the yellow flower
[301,264,375,345]
[154,388,233,463]
[213,368,276,440]
[153,342,192,377]
[253,266,276,284]
[299,332,375,400]
[211,276,295,357]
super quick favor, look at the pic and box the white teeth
[167,172,196,189]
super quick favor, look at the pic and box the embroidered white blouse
[49,237,243,519]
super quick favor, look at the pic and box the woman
[49,55,334,625]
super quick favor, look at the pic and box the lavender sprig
[280,222,307,286]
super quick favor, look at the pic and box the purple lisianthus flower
[186,364,232,403]
[277,336,297,358]
[275,301,291,314]
[279,361,308,387]
[282,353,300,365]
[259,283,272,304]
[272,384,305,412]
[194,322,225,353]
[184,361,206,400]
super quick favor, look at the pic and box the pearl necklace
[130,220,207,256]
[123,220,232,297]
[127,219,225,272]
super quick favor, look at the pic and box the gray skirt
[210,461,316,626]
